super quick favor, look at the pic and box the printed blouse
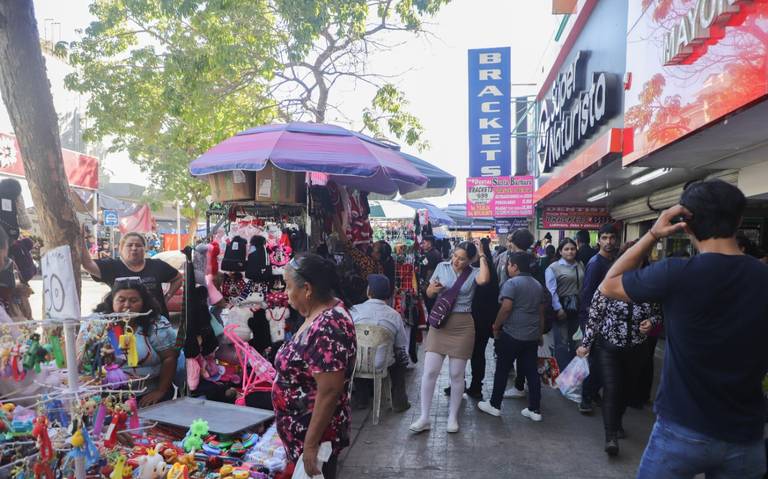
[272,301,357,463]
[582,291,662,349]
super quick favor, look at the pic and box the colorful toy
[135,446,168,479]
[104,404,128,448]
[166,463,189,479]
[182,419,209,452]
[110,455,127,479]
[119,326,138,367]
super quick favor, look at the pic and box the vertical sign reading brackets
[468,47,511,177]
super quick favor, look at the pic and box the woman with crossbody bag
[545,238,584,370]
[410,240,490,434]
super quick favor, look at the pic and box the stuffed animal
[134,446,168,479]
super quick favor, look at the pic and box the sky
[28,0,562,207]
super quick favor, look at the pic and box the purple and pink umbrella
[189,122,428,196]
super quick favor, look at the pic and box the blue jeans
[553,310,579,371]
[637,417,766,479]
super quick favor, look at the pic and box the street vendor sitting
[77,279,178,407]
[350,274,410,413]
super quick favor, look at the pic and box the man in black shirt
[601,180,768,478]
[575,229,597,267]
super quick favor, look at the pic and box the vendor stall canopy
[189,122,435,196]
[369,199,455,226]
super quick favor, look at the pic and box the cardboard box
[208,170,255,202]
[254,164,305,204]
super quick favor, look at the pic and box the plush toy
[135,446,168,479]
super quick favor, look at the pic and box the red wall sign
[540,206,612,230]
[0,132,99,190]
[623,0,768,166]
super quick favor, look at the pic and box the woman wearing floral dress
[577,243,662,457]
[272,254,356,479]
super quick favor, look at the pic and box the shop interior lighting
[587,191,611,202]
[630,168,671,186]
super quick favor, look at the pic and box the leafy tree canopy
[65,0,449,219]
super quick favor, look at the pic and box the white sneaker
[446,418,459,433]
[504,387,526,398]
[521,408,542,422]
[477,401,501,417]
[409,418,431,433]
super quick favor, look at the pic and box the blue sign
[468,47,511,178]
[494,217,528,235]
[103,210,119,227]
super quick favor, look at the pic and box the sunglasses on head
[114,276,143,288]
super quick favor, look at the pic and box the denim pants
[637,417,766,479]
[490,332,540,412]
[553,310,579,370]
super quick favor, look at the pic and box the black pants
[469,321,492,392]
[596,339,646,436]
[632,336,657,406]
[490,332,541,412]
[582,342,603,402]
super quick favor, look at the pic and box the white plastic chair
[353,323,394,425]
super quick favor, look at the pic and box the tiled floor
[338,343,659,478]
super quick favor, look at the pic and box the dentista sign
[537,51,619,174]
[663,0,751,65]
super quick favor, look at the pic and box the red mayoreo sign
[0,132,99,190]
[540,206,612,230]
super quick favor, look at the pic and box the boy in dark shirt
[600,180,768,478]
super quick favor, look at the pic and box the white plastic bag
[555,356,590,403]
[292,441,333,479]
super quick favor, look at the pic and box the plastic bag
[555,356,590,403]
[292,441,333,479]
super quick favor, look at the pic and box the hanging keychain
[119,326,138,367]
[47,336,65,368]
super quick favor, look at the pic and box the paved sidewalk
[338,344,658,479]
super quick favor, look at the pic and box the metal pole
[63,319,85,479]
[176,201,181,250]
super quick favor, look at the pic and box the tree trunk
[0,1,83,299]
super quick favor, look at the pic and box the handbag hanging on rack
[427,267,472,329]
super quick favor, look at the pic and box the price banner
[467,176,534,218]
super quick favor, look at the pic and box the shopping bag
[555,356,590,403]
[537,357,560,387]
[292,441,332,479]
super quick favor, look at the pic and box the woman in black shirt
[81,232,182,318]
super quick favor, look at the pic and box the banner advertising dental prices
[538,206,612,230]
[468,47,511,177]
[466,176,534,218]
[42,245,81,319]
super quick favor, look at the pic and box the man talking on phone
[600,180,768,478]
